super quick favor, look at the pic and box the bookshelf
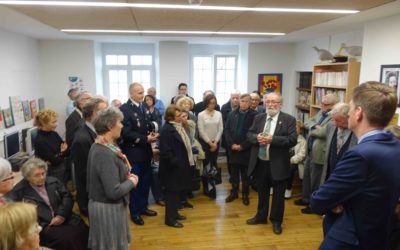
[310,61,361,116]
[295,71,312,124]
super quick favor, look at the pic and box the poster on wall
[38,98,45,111]
[258,73,283,96]
[2,108,14,128]
[380,64,400,107]
[30,100,38,118]
[9,96,24,125]
[22,100,32,122]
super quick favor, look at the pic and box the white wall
[247,43,295,114]
[39,40,97,135]
[361,14,400,123]
[158,41,189,105]
[0,28,42,157]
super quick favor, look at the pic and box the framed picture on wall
[258,73,282,96]
[380,64,400,107]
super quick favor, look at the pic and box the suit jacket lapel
[274,113,284,135]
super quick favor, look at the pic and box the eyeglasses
[265,101,281,105]
[1,172,14,182]
[321,102,332,106]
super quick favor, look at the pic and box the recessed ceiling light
[0,1,359,14]
[61,29,286,36]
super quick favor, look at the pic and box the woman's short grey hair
[0,158,12,182]
[93,107,124,135]
[20,158,48,179]
[331,102,350,118]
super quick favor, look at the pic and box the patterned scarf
[95,136,132,174]
[170,121,195,166]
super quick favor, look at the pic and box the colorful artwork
[2,108,14,128]
[30,100,38,118]
[22,100,32,122]
[38,97,45,111]
[258,74,282,96]
[9,96,24,125]
[0,107,4,130]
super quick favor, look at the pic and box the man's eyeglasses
[265,101,281,105]
[321,102,332,106]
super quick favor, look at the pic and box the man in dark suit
[221,90,241,183]
[310,82,400,250]
[246,92,297,235]
[120,82,159,225]
[65,91,92,147]
[224,94,257,205]
[70,97,108,216]
[65,91,92,187]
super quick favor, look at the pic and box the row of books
[299,72,312,89]
[314,71,348,87]
[314,88,345,106]
[0,96,45,130]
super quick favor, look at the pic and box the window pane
[131,55,152,65]
[109,70,118,84]
[142,56,152,65]
[226,70,235,82]
[106,55,118,65]
[118,55,128,65]
[132,70,141,82]
[216,70,225,82]
[226,57,235,69]
[217,57,226,70]
[118,70,127,83]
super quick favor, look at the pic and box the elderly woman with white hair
[0,157,14,205]
[6,158,89,250]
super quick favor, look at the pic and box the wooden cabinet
[295,71,312,123]
[310,61,361,116]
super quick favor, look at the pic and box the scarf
[170,122,195,166]
[95,136,132,175]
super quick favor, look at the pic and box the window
[191,55,237,104]
[102,44,155,102]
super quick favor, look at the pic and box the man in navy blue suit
[310,81,400,250]
[120,82,159,225]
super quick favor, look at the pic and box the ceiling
[2,0,396,40]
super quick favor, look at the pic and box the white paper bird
[340,43,362,57]
[313,46,333,61]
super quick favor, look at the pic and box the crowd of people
[0,80,399,250]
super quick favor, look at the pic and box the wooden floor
[129,162,323,250]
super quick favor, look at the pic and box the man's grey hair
[82,97,107,120]
[331,102,350,118]
[20,158,48,179]
[231,89,241,95]
[0,158,12,182]
[324,93,338,105]
[74,91,92,108]
[93,107,124,135]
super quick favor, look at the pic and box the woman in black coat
[159,105,194,228]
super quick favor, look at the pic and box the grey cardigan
[87,143,134,204]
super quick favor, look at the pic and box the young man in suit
[120,83,159,225]
[70,97,108,216]
[310,81,400,250]
[246,92,297,235]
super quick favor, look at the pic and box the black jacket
[224,108,258,165]
[7,176,73,228]
[159,122,191,192]
[70,124,97,181]
[65,109,84,147]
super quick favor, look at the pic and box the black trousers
[255,159,286,224]
[230,163,250,196]
[165,190,180,224]
[75,175,88,214]
[286,164,298,190]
